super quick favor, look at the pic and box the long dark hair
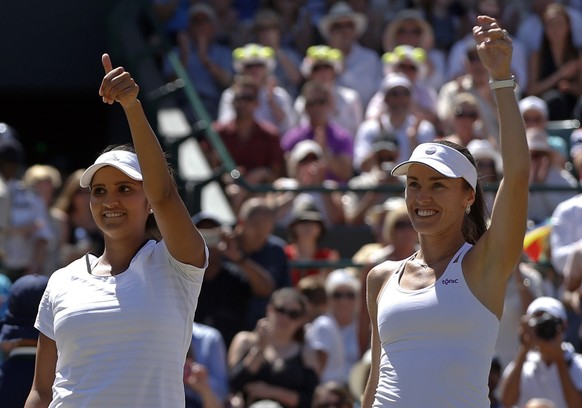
[433,140,488,244]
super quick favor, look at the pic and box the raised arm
[471,17,530,280]
[99,53,206,267]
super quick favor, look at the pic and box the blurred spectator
[23,165,63,275]
[164,4,234,120]
[494,260,545,370]
[526,3,582,120]
[284,202,340,287]
[212,0,243,47]
[0,137,54,281]
[235,198,291,330]
[151,0,191,43]
[318,2,383,106]
[516,0,582,58]
[325,269,362,383]
[498,297,582,408]
[467,138,503,215]
[523,398,558,408]
[263,0,315,55]
[192,212,274,348]
[417,0,467,53]
[184,322,230,408]
[296,45,363,136]
[51,169,104,269]
[526,127,577,225]
[367,45,439,134]
[269,140,346,228]
[570,128,582,181]
[282,80,354,184]
[446,0,528,91]
[442,91,490,147]
[299,275,346,384]
[228,287,319,408]
[0,275,9,321]
[0,274,49,407]
[218,43,297,134]
[354,73,436,172]
[344,137,403,225]
[252,8,302,98]
[312,381,354,408]
[437,41,502,144]
[382,9,446,91]
[207,75,285,214]
[488,356,503,408]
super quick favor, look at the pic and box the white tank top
[373,243,499,408]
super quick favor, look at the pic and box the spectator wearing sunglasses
[442,92,491,148]
[325,269,363,383]
[354,73,436,173]
[228,288,319,408]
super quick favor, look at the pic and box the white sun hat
[80,150,142,188]
[391,142,477,190]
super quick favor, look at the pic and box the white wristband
[489,75,516,90]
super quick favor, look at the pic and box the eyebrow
[407,175,449,182]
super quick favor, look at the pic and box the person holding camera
[498,297,582,408]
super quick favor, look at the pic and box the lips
[416,209,437,217]
[103,212,124,218]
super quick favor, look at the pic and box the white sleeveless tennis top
[373,242,499,408]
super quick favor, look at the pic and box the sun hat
[232,43,276,73]
[380,73,412,94]
[382,9,434,51]
[0,274,49,342]
[526,296,567,322]
[289,140,323,165]
[80,150,142,188]
[467,139,503,174]
[325,268,361,295]
[318,2,367,40]
[188,3,217,23]
[391,142,477,190]
[300,45,343,77]
[519,95,549,119]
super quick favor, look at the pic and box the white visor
[80,150,142,188]
[391,143,477,190]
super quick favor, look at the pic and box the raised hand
[99,53,139,108]
[472,15,512,80]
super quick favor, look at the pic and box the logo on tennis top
[425,146,437,155]
[441,278,459,285]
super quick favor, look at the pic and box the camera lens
[529,312,560,340]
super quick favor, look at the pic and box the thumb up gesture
[99,53,139,108]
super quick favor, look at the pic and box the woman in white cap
[361,16,530,408]
[26,54,207,407]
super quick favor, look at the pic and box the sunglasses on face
[234,93,257,102]
[305,98,328,107]
[397,27,422,36]
[331,291,356,300]
[274,305,303,320]
[331,22,355,31]
[523,115,544,124]
[396,63,418,72]
[386,88,411,98]
[454,109,478,120]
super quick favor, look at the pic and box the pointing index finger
[102,53,113,74]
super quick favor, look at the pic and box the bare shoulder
[230,330,256,353]
[367,259,401,295]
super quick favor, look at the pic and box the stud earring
[465,204,471,215]
[148,208,154,214]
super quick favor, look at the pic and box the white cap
[526,296,567,322]
[80,150,142,188]
[391,142,477,190]
[325,268,360,294]
[381,73,412,94]
[519,95,549,119]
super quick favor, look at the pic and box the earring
[465,204,471,215]
[148,208,154,214]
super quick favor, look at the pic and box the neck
[416,236,466,267]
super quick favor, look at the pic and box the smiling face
[405,164,474,236]
[89,166,149,241]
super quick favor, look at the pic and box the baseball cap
[381,73,412,94]
[526,296,567,322]
[80,150,142,188]
[325,268,360,295]
[518,95,548,119]
[391,142,477,190]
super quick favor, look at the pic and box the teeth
[417,210,436,217]
[104,212,123,218]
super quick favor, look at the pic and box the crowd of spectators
[2,1,582,407]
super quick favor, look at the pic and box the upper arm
[26,333,57,407]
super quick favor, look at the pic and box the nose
[415,189,432,204]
